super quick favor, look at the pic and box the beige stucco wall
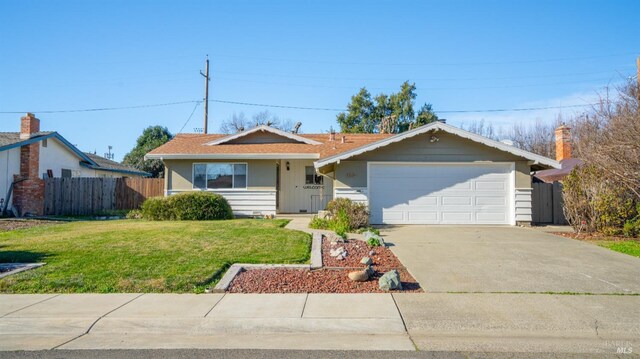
[332,132,532,189]
[164,159,277,191]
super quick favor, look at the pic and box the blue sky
[1,0,638,161]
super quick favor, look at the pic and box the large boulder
[348,269,369,282]
[360,257,372,265]
[378,270,403,291]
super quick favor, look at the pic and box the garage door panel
[407,196,438,205]
[475,181,507,191]
[369,163,513,225]
[476,196,507,206]
[441,196,472,206]
[476,212,508,222]
[441,212,473,222]
[381,210,405,221]
[407,211,438,221]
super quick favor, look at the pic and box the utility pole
[200,55,210,134]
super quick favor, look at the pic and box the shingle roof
[533,158,583,183]
[146,132,393,159]
[83,153,150,176]
[0,132,54,148]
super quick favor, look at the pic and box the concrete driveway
[382,226,640,293]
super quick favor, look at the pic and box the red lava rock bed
[226,235,422,293]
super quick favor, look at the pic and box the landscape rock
[329,247,345,257]
[336,254,345,261]
[378,270,403,291]
[360,257,372,265]
[348,269,369,282]
[317,210,331,220]
[365,265,374,276]
[369,250,375,256]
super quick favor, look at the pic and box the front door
[278,159,332,213]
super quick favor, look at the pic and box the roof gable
[315,122,560,169]
[205,125,321,146]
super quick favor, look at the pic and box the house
[146,121,559,225]
[1,113,150,215]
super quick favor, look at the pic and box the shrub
[140,192,233,221]
[563,165,638,234]
[331,209,351,238]
[364,230,384,246]
[325,198,369,230]
[126,209,143,219]
[309,216,330,230]
[141,197,174,220]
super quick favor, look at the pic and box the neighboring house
[533,125,583,183]
[1,113,150,215]
[146,121,559,226]
[530,125,581,225]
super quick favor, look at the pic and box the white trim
[334,187,368,205]
[145,153,319,160]
[515,188,533,223]
[192,162,248,190]
[366,161,515,225]
[168,189,276,216]
[204,125,322,146]
[315,122,560,169]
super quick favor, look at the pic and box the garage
[368,163,513,225]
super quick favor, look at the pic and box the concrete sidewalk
[2,292,639,354]
[0,293,412,351]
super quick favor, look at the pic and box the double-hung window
[193,163,247,189]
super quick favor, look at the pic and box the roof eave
[79,162,151,177]
[204,125,322,146]
[145,153,320,160]
[315,122,561,169]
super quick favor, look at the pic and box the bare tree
[459,119,500,140]
[219,112,249,134]
[571,81,640,199]
[219,111,296,134]
[506,118,561,158]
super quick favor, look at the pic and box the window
[42,139,47,148]
[305,166,323,185]
[193,163,247,189]
[61,169,72,178]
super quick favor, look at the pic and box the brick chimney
[20,112,40,139]
[13,113,45,216]
[555,125,571,161]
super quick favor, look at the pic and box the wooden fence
[44,177,164,216]
[531,182,567,225]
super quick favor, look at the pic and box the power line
[177,101,202,134]
[214,67,635,82]
[0,98,597,115]
[0,100,200,114]
[208,52,640,67]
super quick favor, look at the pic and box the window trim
[305,166,323,185]
[192,162,248,191]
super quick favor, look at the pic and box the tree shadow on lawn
[0,245,51,264]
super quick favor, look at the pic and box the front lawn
[0,219,310,293]
[555,232,640,258]
[596,240,640,258]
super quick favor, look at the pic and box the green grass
[0,219,310,293]
[597,240,640,258]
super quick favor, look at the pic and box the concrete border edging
[213,231,323,293]
[0,263,45,279]
[310,232,322,269]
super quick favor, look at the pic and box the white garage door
[369,163,513,225]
